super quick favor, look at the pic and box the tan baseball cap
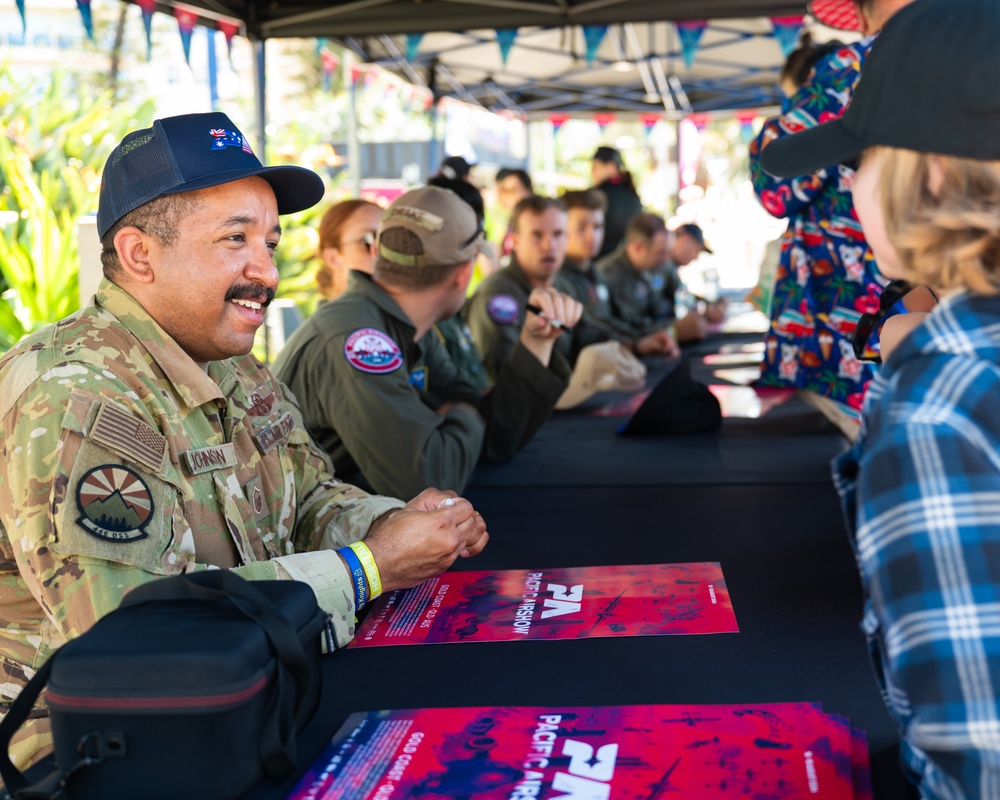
[556,341,647,410]
[378,186,484,268]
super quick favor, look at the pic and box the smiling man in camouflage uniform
[0,112,488,768]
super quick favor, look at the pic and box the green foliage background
[0,64,155,352]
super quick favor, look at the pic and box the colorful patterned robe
[750,37,886,418]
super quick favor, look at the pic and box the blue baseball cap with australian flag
[97,111,325,238]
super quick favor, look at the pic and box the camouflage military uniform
[272,272,567,500]
[596,244,679,335]
[464,257,607,383]
[0,280,403,767]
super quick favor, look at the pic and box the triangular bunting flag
[135,0,156,61]
[676,20,708,69]
[218,20,239,66]
[639,112,660,138]
[688,112,711,132]
[15,0,25,32]
[736,112,757,142]
[593,112,615,132]
[771,16,805,57]
[405,33,423,62]
[581,25,607,66]
[174,8,198,66]
[496,29,518,66]
[549,112,569,135]
[76,0,94,41]
[321,48,339,91]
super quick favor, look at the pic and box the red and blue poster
[287,702,870,799]
[350,563,737,648]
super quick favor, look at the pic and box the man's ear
[454,260,474,292]
[113,226,155,284]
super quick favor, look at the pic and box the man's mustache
[226,285,275,306]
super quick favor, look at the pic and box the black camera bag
[0,570,328,800]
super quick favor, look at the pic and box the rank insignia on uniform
[596,284,610,303]
[76,465,153,543]
[487,294,520,325]
[247,384,276,417]
[344,328,403,374]
[244,476,268,522]
[409,366,429,393]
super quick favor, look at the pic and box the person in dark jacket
[591,146,643,259]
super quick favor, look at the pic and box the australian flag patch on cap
[209,128,253,155]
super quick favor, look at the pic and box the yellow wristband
[348,541,382,600]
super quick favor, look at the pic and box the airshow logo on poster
[512,574,582,636]
[344,328,404,374]
[288,701,867,800]
[352,563,739,648]
[76,465,154,542]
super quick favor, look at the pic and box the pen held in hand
[526,303,573,334]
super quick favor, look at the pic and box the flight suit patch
[487,294,520,325]
[76,465,154,543]
[344,328,403,374]
[409,366,429,393]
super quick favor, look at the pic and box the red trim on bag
[45,675,268,710]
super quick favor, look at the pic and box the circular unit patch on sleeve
[344,328,404,374]
[486,294,521,325]
[76,465,154,542]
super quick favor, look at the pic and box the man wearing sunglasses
[273,186,580,500]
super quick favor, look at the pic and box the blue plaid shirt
[834,291,1000,798]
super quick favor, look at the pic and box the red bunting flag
[174,8,198,66]
[217,19,239,58]
[593,112,615,132]
[639,113,661,137]
[549,112,570,135]
[687,112,711,132]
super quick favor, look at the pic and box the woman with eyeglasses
[316,199,381,301]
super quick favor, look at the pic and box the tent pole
[253,36,267,164]
[345,49,363,195]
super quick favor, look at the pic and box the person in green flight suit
[272,186,581,500]
[466,196,678,383]
[555,189,680,357]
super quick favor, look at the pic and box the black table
[468,350,847,489]
[251,483,915,800]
